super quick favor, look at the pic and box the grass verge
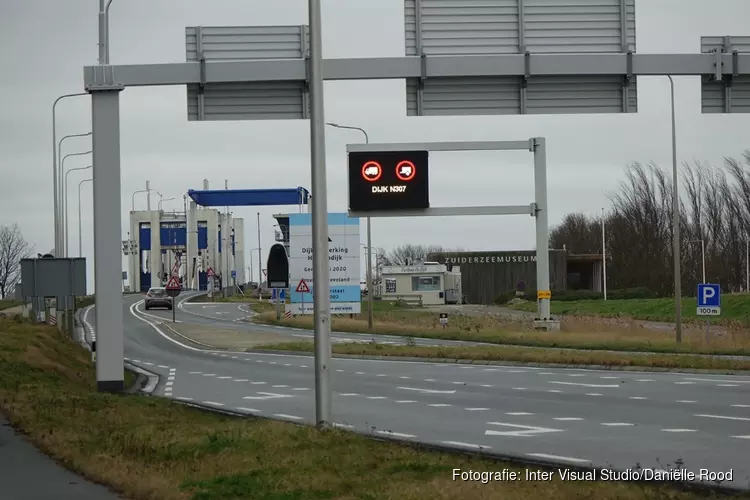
[0,299,24,311]
[251,303,750,357]
[0,314,737,499]
[253,342,750,372]
[506,294,750,324]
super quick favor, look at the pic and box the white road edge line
[694,414,750,421]
[441,441,491,450]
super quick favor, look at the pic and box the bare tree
[387,244,449,266]
[0,224,32,298]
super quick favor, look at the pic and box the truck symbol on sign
[364,166,379,177]
[399,164,413,177]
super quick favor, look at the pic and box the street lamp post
[326,122,374,330]
[60,151,92,256]
[65,164,93,257]
[158,197,175,212]
[78,178,93,257]
[52,93,89,254]
[667,75,682,344]
[601,208,607,300]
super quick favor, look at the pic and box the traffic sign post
[166,275,181,323]
[267,243,290,320]
[697,283,720,342]
[439,312,448,329]
[296,279,310,316]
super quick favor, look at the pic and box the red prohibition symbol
[361,161,382,182]
[395,160,416,181]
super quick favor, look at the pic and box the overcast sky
[2,0,750,292]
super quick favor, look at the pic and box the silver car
[144,287,172,310]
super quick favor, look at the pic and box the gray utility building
[428,250,603,305]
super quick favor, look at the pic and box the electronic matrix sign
[347,150,429,212]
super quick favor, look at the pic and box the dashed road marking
[527,453,590,464]
[176,397,193,401]
[732,404,750,408]
[394,400,416,403]
[513,387,526,391]
[429,404,452,407]
[301,365,308,368]
[203,374,216,377]
[236,407,260,413]
[685,377,750,384]
[629,396,648,400]
[506,412,534,416]
[732,435,750,439]
[250,382,266,385]
[218,376,232,379]
[399,376,410,379]
[202,401,225,407]
[694,414,750,422]
[158,365,169,369]
[636,379,654,382]
[600,376,619,379]
[336,369,344,372]
[547,390,562,393]
[376,431,416,439]
[601,423,634,427]
[506,370,527,373]
[466,408,489,411]
[144,362,154,366]
[481,384,493,388]
[377,374,386,377]
[284,364,291,367]
[424,378,436,382]
[661,428,696,432]
[293,388,310,391]
[677,400,697,403]
[189,371,201,374]
[234,379,249,382]
[554,417,583,421]
[367,396,387,400]
[538,372,556,375]
[355,372,365,375]
[586,393,602,396]
[338,393,359,397]
[272,385,290,388]
[550,381,618,388]
[451,382,464,385]
[674,382,695,385]
[717,384,739,387]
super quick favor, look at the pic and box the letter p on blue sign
[696,284,720,316]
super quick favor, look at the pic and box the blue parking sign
[696,284,720,316]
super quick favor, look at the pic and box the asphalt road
[84,295,750,491]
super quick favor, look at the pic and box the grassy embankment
[245,299,750,362]
[0,299,24,311]
[506,293,750,324]
[0,315,721,500]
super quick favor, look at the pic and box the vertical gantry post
[532,137,550,321]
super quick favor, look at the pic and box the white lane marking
[694,414,750,422]
[675,382,695,385]
[549,381,619,388]
[566,374,586,377]
[397,387,456,395]
[732,404,750,408]
[218,376,232,379]
[429,404,452,407]
[166,381,173,387]
[293,388,310,391]
[600,376,619,379]
[250,382,266,385]
[272,385,290,388]
[394,400,417,403]
[176,397,193,401]
[231,356,238,359]
[376,374,386,377]
[506,412,534,416]
[338,393,359,397]
[554,417,583,421]
[336,369,344,372]
[234,379,249,382]
[243,393,293,400]
[636,379,654,382]
[483,369,498,372]
[629,397,648,400]
[527,453,590,464]
[480,384,493,388]
[451,382,464,385]
[506,370,527,373]
[485,422,563,437]
[284,364,291,367]
[601,423,635,427]
[586,393,602,396]
[684,377,750,384]
[677,400,697,403]
[547,390,562,393]
[512,387,526,391]
[466,408,490,411]
[732,435,750,439]
[441,441,491,450]
[158,365,169,369]
[143,362,154,366]
[538,372,556,375]
[367,396,387,400]
[424,378,436,382]
[376,431,416,439]
[717,384,739,387]
[132,360,141,363]
[399,376,410,379]
[236,407,260,413]
[202,401,225,407]
[301,365,308,368]
[203,374,216,377]
[333,423,354,430]
[661,429,697,432]
[274,414,303,420]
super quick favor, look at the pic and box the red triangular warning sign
[295,279,310,293]
[206,267,215,277]
[166,275,181,290]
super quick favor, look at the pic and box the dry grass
[0,317,732,500]
[254,342,750,372]
[254,306,750,356]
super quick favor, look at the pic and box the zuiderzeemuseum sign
[443,254,537,265]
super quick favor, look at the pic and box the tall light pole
[326,122,373,329]
[158,197,175,212]
[667,75,682,344]
[308,0,333,428]
[60,151,92,256]
[601,208,607,300]
[64,164,93,257]
[98,0,117,64]
[52,93,88,255]
[78,178,93,257]
[131,183,150,212]
[257,213,262,289]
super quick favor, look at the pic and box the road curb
[124,362,159,394]
[245,349,750,375]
